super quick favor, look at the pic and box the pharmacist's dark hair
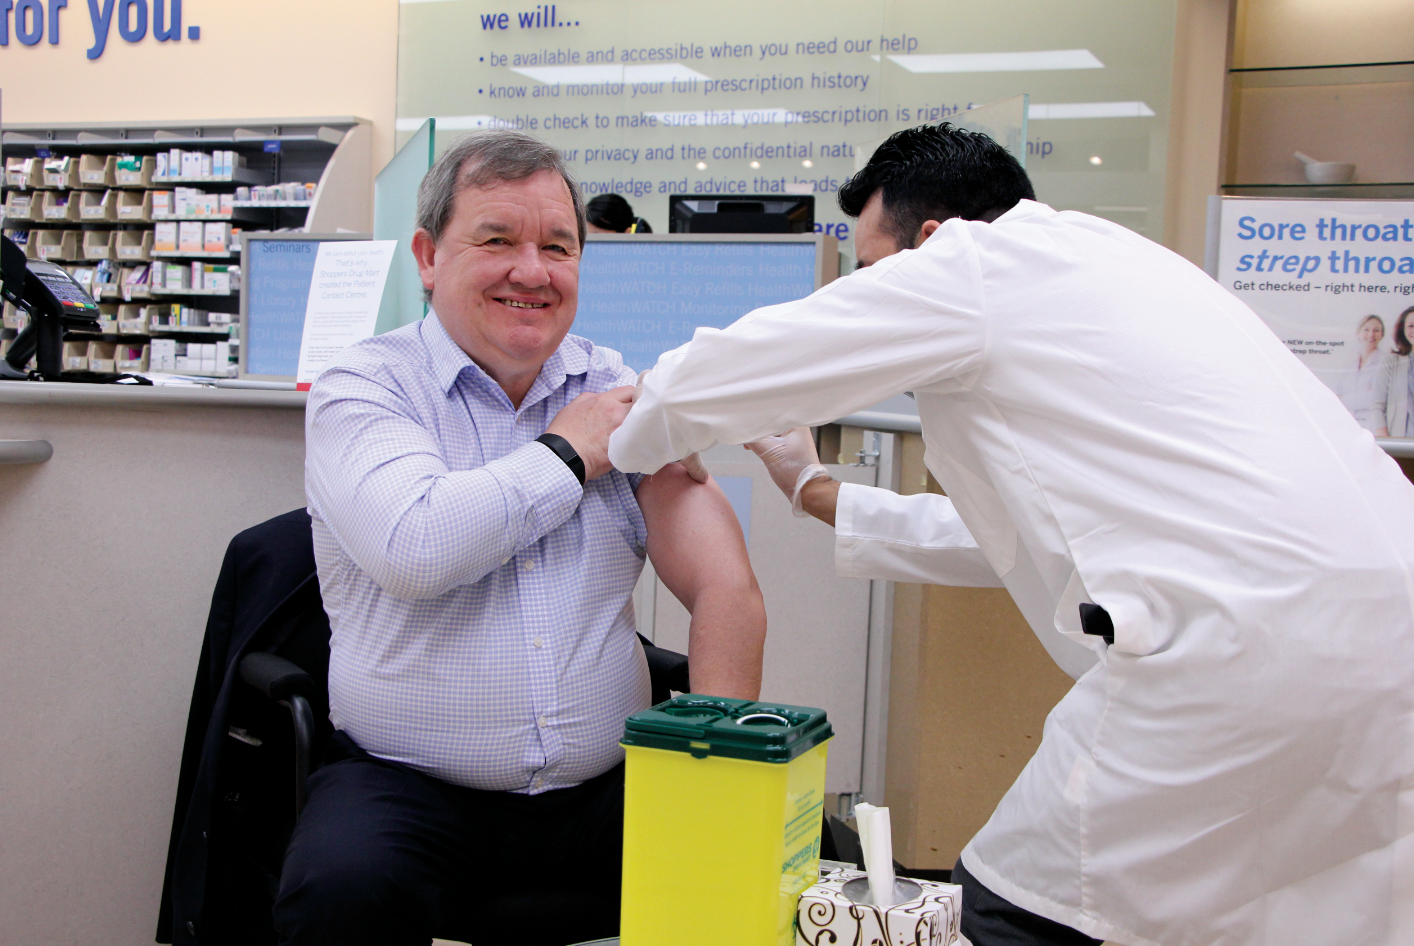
[417,130,585,250]
[837,123,1034,252]
[1395,307,1414,356]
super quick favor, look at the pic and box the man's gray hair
[415,129,586,250]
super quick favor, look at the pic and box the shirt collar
[993,198,1051,224]
[424,309,479,395]
[423,309,592,407]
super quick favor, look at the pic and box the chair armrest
[239,652,317,702]
[638,635,690,695]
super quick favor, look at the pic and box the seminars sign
[1217,198,1414,437]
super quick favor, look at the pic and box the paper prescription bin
[620,695,832,946]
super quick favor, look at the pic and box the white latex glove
[744,427,830,517]
[634,370,709,483]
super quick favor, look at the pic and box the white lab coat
[608,200,1414,946]
[834,484,1098,679]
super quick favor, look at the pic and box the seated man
[276,131,767,946]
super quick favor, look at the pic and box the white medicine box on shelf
[203,223,229,252]
[153,222,177,252]
[79,155,116,188]
[177,221,203,252]
[149,337,176,371]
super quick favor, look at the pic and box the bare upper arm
[636,462,757,610]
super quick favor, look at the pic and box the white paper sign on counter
[295,240,398,389]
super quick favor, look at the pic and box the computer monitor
[239,232,371,381]
[576,232,837,373]
[668,195,815,234]
[241,231,836,381]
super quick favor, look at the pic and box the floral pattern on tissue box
[796,867,962,946]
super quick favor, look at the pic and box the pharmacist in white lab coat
[608,124,1414,946]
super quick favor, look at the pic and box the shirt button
[538,715,548,727]
[522,559,536,571]
[501,557,510,566]
[533,637,544,648]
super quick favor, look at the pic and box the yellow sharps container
[620,695,832,946]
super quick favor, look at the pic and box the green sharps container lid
[622,694,832,763]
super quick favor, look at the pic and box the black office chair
[240,635,690,818]
[158,508,690,946]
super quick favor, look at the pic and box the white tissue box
[797,868,964,946]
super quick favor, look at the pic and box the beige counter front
[0,383,308,946]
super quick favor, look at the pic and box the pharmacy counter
[0,379,308,411]
[0,381,308,946]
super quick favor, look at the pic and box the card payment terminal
[0,235,102,380]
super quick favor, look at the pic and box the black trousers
[273,733,624,946]
[954,859,1102,946]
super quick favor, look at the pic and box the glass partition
[397,0,1177,263]
[856,94,1028,170]
[374,118,434,335]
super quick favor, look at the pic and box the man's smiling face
[417,169,581,382]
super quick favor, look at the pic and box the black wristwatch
[535,433,586,485]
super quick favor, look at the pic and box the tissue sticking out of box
[854,802,898,907]
[797,867,963,946]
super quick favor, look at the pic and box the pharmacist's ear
[914,219,942,247]
[411,228,438,293]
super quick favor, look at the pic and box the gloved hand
[634,370,709,483]
[744,427,831,517]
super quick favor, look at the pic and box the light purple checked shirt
[305,310,652,794]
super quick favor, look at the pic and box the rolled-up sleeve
[306,367,584,600]
[835,483,1003,587]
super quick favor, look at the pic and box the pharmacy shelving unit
[0,116,371,377]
